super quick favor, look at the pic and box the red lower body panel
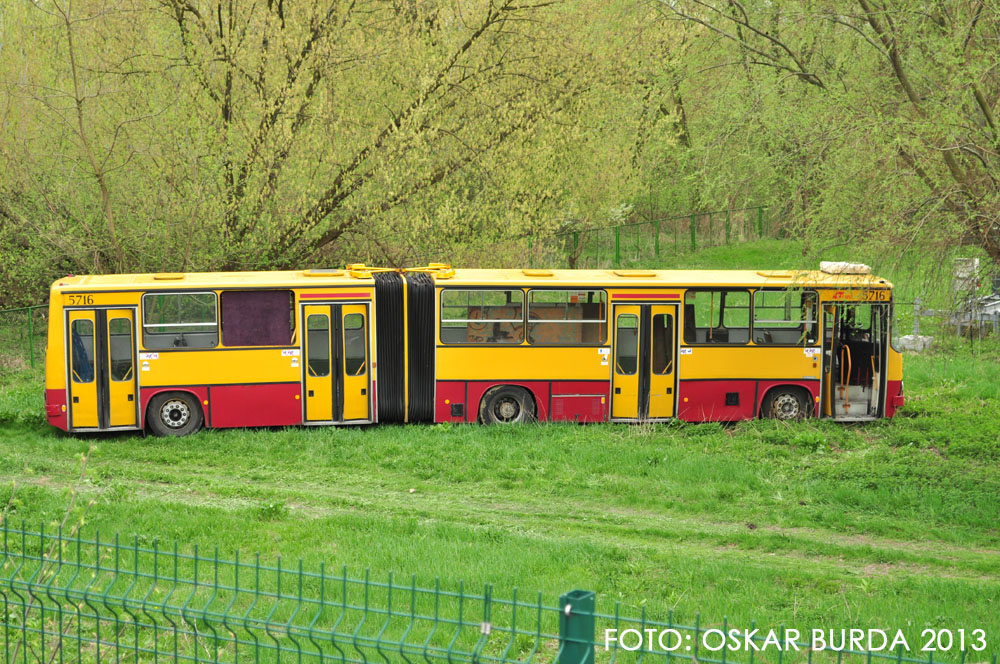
[140,383,301,429]
[45,389,68,431]
[885,379,904,417]
[678,379,821,422]
[436,380,609,423]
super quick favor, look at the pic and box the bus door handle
[615,387,621,394]
[308,390,314,397]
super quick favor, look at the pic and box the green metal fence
[549,205,770,269]
[2,523,994,664]
[0,305,47,371]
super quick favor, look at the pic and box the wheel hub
[160,399,190,428]
[495,398,520,421]
[772,394,800,419]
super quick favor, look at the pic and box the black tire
[147,391,204,437]
[761,387,811,421]
[479,386,536,424]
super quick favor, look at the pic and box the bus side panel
[210,383,303,428]
[45,389,68,430]
[46,286,68,430]
[756,379,821,416]
[678,380,756,422]
[140,386,209,429]
[885,347,904,416]
[467,381,551,422]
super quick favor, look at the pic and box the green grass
[2,240,999,657]
[2,344,1000,653]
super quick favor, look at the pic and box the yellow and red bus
[44,263,904,435]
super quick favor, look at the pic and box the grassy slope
[1,241,998,651]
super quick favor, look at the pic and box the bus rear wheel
[147,391,204,437]
[480,386,536,424]
[762,387,810,420]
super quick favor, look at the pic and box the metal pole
[914,297,920,336]
[27,308,35,369]
[725,209,731,244]
[757,207,764,238]
[559,590,595,664]
[690,214,696,252]
[615,226,621,267]
[655,221,660,257]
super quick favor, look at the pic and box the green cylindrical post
[614,226,621,267]
[708,213,713,246]
[655,221,660,257]
[757,206,764,238]
[27,308,35,369]
[725,209,731,245]
[528,237,533,268]
[690,214,697,252]
[559,590,595,664]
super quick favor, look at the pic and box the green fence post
[559,590,595,664]
[725,209,731,245]
[655,221,660,257]
[757,207,764,238]
[690,214,696,252]
[27,308,35,369]
[528,237,533,268]
[614,226,621,268]
[708,213,713,247]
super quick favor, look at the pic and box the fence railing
[0,305,47,370]
[547,206,770,269]
[1,523,994,664]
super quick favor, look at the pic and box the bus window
[527,290,607,345]
[142,292,218,349]
[440,289,524,343]
[220,290,295,347]
[752,290,818,345]
[683,290,750,344]
[615,314,638,375]
[306,315,330,377]
[651,313,674,374]
[344,313,366,376]
[71,319,95,383]
[108,317,134,381]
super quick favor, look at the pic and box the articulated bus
[45,263,904,435]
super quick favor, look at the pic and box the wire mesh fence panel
[1,524,995,664]
[0,305,47,372]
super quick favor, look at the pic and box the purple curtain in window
[221,290,293,346]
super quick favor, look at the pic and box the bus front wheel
[761,387,811,420]
[479,386,536,424]
[147,391,204,437]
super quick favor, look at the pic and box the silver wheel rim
[160,399,191,429]
[494,397,520,422]
[772,393,801,420]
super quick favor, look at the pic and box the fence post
[559,590,595,664]
[528,237,533,268]
[757,207,764,238]
[725,209,731,244]
[914,297,921,336]
[27,308,35,369]
[689,214,696,252]
[614,226,621,268]
[654,221,660,257]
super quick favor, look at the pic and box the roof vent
[820,261,871,275]
[153,273,184,280]
[613,270,655,277]
[522,269,553,277]
[303,269,343,277]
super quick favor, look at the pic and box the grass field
[1,241,998,657]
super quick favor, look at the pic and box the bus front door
[612,304,677,420]
[66,308,138,430]
[302,303,371,423]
